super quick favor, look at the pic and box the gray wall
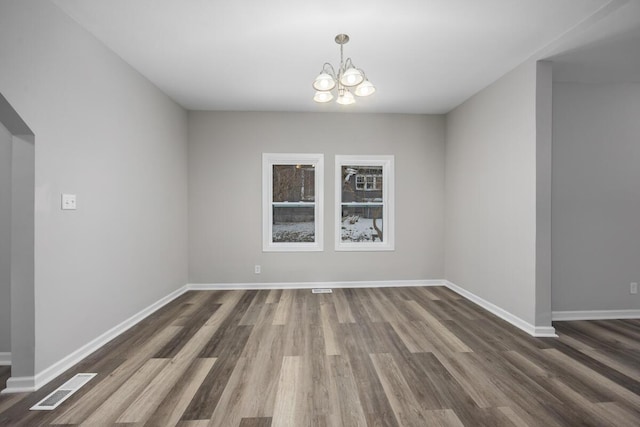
[10,134,35,378]
[0,123,11,354]
[445,60,552,327]
[0,0,188,374]
[189,112,445,284]
[552,83,640,311]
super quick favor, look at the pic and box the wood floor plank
[433,351,511,409]
[52,325,182,425]
[337,323,399,427]
[404,300,472,353]
[320,300,341,356]
[143,357,216,427]
[331,288,357,323]
[542,347,640,412]
[239,290,270,326]
[497,406,529,427]
[154,293,222,358]
[264,289,282,304]
[593,402,640,427]
[421,409,464,427]
[179,325,253,420]
[398,351,480,424]
[237,328,285,418]
[272,289,294,325]
[115,291,248,424]
[370,352,427,426]
[79,358,169,425]
[0,392,28,417]
[325,354,367,427]
[206,356,251,427]
[580,347,640,382]
[1,287,639,426]
[239,417,272,427]
[389,320,436,353]
[271,356,303,427]
[176,420,209,427]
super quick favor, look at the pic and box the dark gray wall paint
[10,134,35,377]
[0,123,11,354]
[535,61,553,326]
[552,82,640,311]
[188,112,445,284]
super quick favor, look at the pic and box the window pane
[272,206,315,242]
[340,205,383,242]
[273,164,315,202]
[342,165,383,201]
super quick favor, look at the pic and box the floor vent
[312,288,333,294]
[30,373,97,411]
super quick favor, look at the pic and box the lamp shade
[354,80,376,97]
[340,67,364,87]
[336,90,355,105]
[313,72,336,91]
[313,91,334,103]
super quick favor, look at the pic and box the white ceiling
[52,0,640,114]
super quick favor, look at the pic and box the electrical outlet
[631,282,638,294]
[254,265,261,274]
[61,193,77,210]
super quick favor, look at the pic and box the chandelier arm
[344,58,355,69]
[321,62,337,80]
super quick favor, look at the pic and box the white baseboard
[187,279,444,291]
[0,352,10,366]
[443,281,557,338]
[552,309,640,321]
[1,285,189,394]
[2,376,35,394]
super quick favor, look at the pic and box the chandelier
[312,34,376,105]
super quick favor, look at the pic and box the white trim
[1,285,189,394]
[552,310,640,321]
[3,376,35,394]
[443,280,557,338]
[188,279,443,291]
[335,155,395,251]
[262,153,324,252]
[0,352,10,366]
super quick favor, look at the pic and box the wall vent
[30,373,96,411]
[312,288,333,294]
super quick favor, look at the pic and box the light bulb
[355,80,376,97]
[313,91,334,103]
[336,90,355,105]
[313,72,336,91]
[340,67,364,87]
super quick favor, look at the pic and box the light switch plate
[61,194,77,210]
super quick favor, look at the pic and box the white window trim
[335,155,395,251]
[263,153,324,252]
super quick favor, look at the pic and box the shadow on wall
[0,92,35,388]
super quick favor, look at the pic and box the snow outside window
[263,153,324,251]
[335,155,395,251]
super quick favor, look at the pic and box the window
[263,153,324,251]
[335,155,394,251]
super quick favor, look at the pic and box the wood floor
[0,287,639,426]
